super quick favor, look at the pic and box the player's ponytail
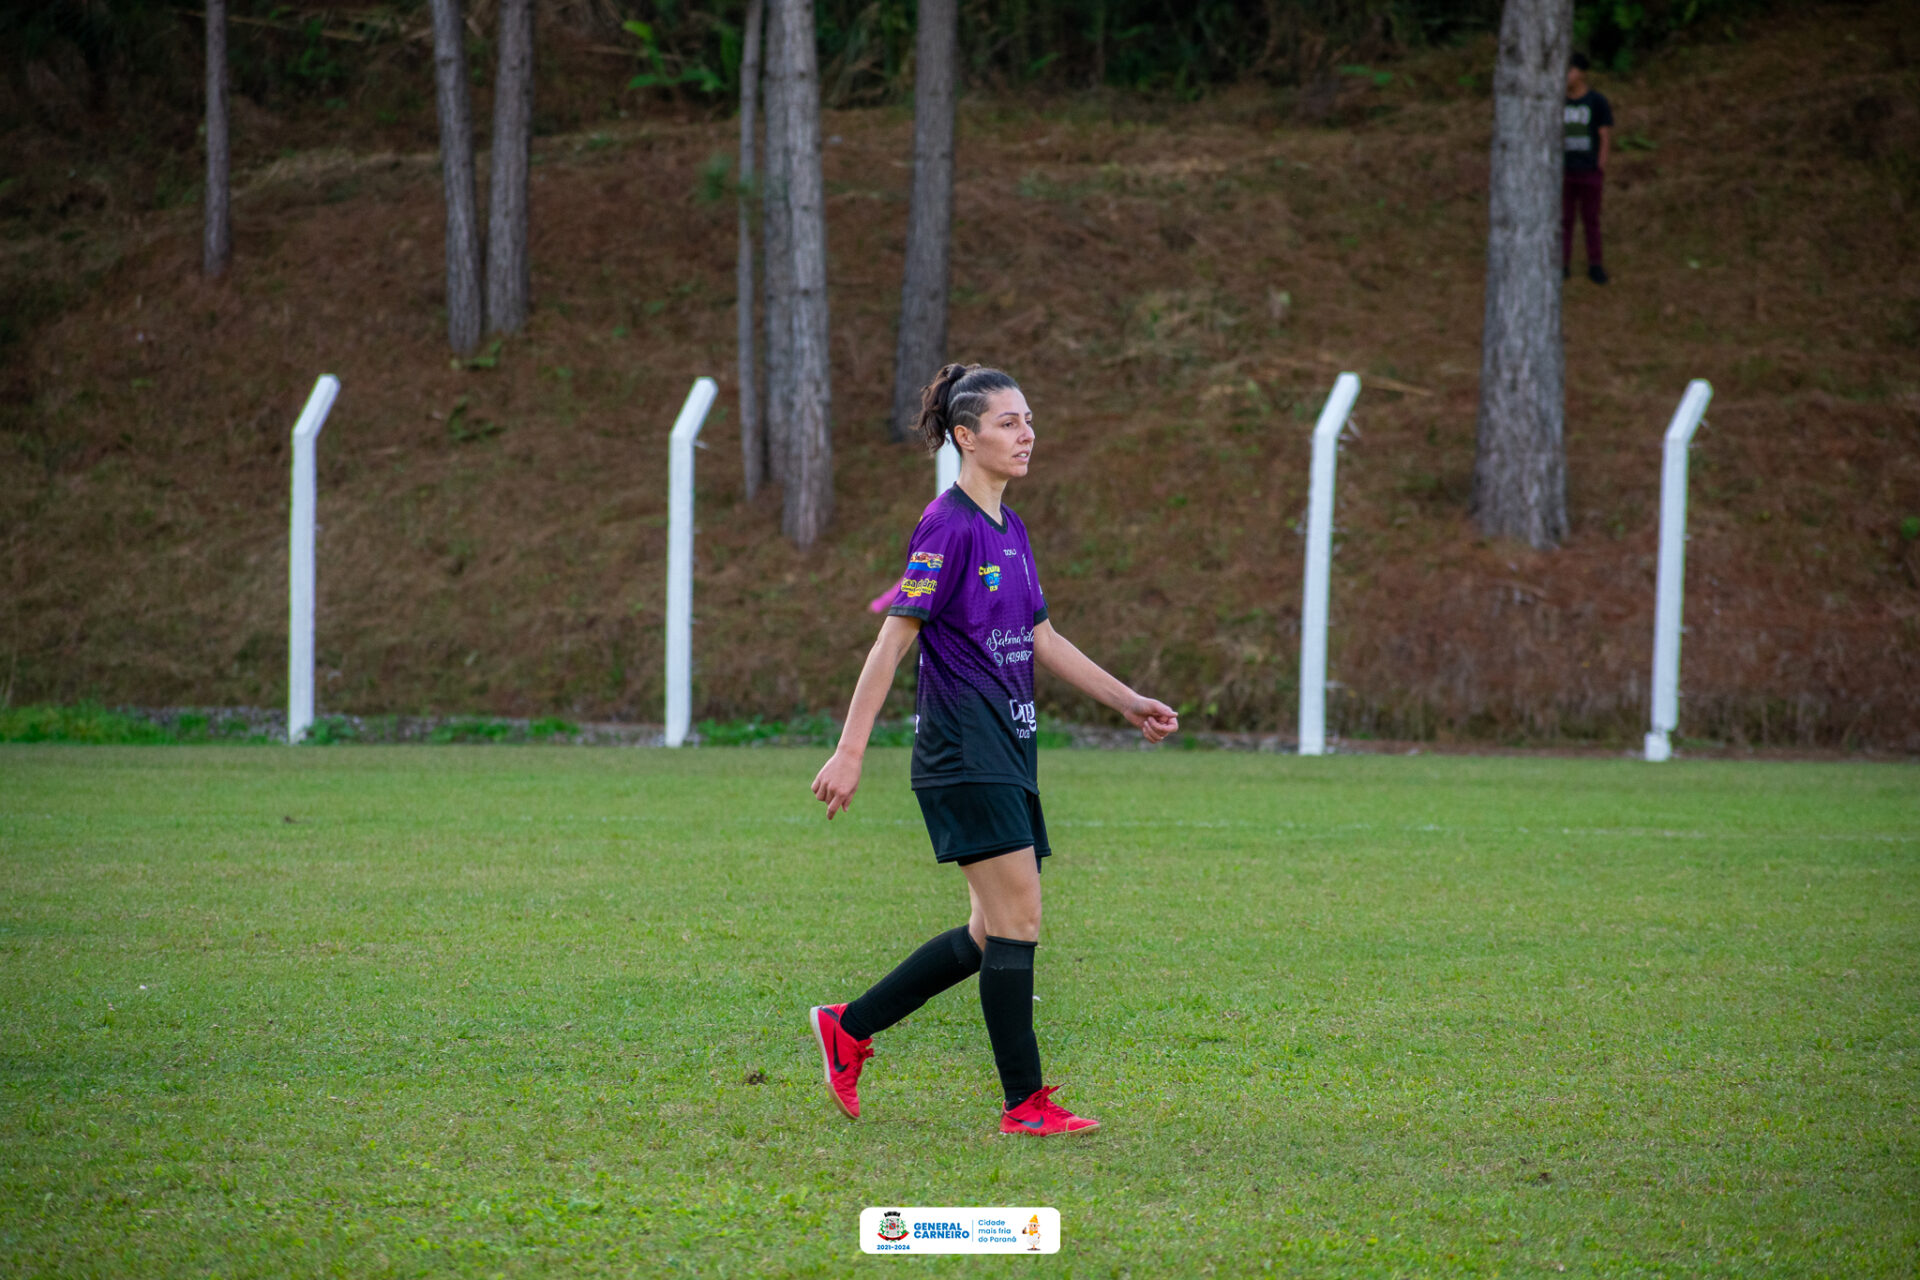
[914,362,1021,456]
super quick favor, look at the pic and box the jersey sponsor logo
[899,576,939,599]
[909,551,945,572]
[986,627,1034,668]
[978,564,1002,591]
[1009,700,1037,739]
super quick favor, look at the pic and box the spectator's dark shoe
[1588,264,1610,285]
[1562,264,1571,280]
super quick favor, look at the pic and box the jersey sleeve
[1028,549,1048,625]
[1015,514,1048,625]
[1595,94,1614,129]
[885,513,965,624]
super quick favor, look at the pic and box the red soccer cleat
[809,1003,874,1119]
[999,1085,1100,1137]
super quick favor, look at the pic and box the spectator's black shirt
[1563,91,1613,173]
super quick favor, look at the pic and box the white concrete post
[664,377,719,747]
[287,374,341,744]
[936,439,960,494]
[1645,379,1714,762]
[1297,372,1362,756]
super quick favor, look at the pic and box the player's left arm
[1032,620,1178,743]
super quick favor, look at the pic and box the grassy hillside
[2,2,1917,747]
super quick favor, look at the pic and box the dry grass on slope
[3,3,1916,747]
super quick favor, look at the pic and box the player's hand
[1125,696,1179,744]
[811,748,863,820]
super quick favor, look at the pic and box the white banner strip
[860,1207,1060,1254]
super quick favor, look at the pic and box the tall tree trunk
[202,0,231,278]
[761,5,795,488]
[775,0,834,547]
[738,0,766,499]
[888,0,958,442]
[1473,0,1572,549]
[429,0,484,354]
[485,0,534,335]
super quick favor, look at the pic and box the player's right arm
[811,614,922,819]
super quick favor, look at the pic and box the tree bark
[485,0,534,335]
[738,0,766,499]
[202,0,231,278]
[775,0,834,547]
[888,0,958,442]
[1473,0,1573,549]
[761,5,795,489]
[429,0,484,354]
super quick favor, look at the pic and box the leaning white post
[287,374,341,745]
[936,438,960,494]
[664,377,719,748]
[1645,379,1714,763]
[1297,372,1362,756]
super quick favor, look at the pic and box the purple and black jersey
[886,486,1049,792]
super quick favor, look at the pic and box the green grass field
[2,747,1916,1277]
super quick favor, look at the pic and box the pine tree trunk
[775,0,834,548]
[888,0,957,442]
[738,0,766,499]
[429,0,484,354]
[761,5,795,488]
[1473,0,1572,549]
[202,0,231,278]
[485,0,534,336]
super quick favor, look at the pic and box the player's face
[964,388,1035,480]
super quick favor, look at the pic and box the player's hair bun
[914,363,1021,457]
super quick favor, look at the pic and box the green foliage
[286,17,346,91]
[426,717,517,744]
[2,749,1915,1274]
[302,715,358,745]
[692,713,1065,748]
[1899,515,1920,543]
[450,340,503,372]
[602,0,1776,106]
[1573,0,1767,70]
[529,716,580,740]
[695,713,843,746]
[444,396,503,444]
[0,703,272,744]
[694,151,734,205]
[625,16,725,95]
[615,0,1514,106]
[0,702,172,744]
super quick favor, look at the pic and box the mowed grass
[1,748,1916,1278]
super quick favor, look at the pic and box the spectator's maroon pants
[1562,171,1604,268]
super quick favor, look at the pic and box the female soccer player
[808,362,1178,1137]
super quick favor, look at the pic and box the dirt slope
[3,3,1917,747]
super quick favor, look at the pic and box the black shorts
[915,783,1051,869]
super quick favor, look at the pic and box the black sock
[979,935,1042,1110]
[839,925,983,1041]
